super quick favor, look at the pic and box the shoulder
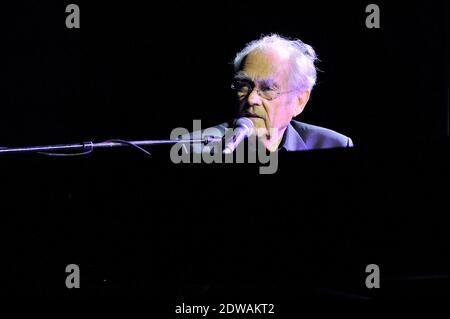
[291,120,354,149]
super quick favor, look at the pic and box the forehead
[238,49,290,84]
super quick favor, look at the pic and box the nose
[246,87,262,106]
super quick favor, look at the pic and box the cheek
[268,100,295,126]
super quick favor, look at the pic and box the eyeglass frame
[231,79,297,101]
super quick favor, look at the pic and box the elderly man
[188,34,353,154]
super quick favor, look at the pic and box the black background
[0,0,448,305]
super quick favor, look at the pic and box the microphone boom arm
[0,136,221,155]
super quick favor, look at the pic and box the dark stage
[0,0,448,311]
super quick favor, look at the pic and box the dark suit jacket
[279,120,353,151]
[189,119,353,153]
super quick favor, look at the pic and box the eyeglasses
[231,80,295,101]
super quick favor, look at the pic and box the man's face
[234,49,309,147]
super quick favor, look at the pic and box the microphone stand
[0,136,221,155]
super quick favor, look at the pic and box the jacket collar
[279,122,308,151]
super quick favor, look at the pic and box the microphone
[223,117,254,154]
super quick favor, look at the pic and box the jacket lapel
[280,122,308,151]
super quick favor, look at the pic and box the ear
[293,90,310,117]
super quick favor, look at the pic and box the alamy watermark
[365,263,380,289]
[170,120,279,175]
[65,264,80,289]
[365,4,380,29]
[65,4,80,29]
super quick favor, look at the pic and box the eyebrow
[233,72,280,89]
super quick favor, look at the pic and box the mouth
[242,113,264,120]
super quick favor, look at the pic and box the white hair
[233,34,318,93]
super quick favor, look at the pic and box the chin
[248,117,265,126]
